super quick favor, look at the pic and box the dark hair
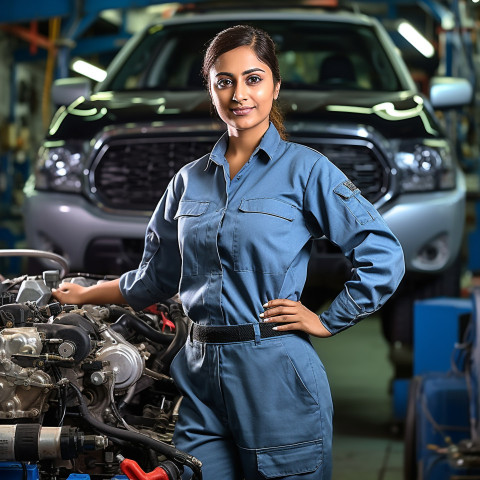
[202,24,287,140]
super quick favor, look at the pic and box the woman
[52,25,405,480]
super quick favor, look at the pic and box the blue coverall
[119,123,405,479]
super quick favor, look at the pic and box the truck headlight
[393,139,456,192]
[35,143,85,193]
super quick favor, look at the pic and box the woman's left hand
[261,299,333,338]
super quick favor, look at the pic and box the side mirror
[51,77,92,106]
[429,76,473,109]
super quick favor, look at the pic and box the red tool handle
[119,457,170,480]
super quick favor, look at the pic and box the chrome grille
[91,138,214,211]
[91,136,387,212]
[301,141,388,203]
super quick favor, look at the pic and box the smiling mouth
[231,107,255,115]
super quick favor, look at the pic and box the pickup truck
[23,10,472,352]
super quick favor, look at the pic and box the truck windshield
[105,19,401,92]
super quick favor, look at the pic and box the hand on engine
[51,278,126,306]
[51,282,87,305]
[260,299,332,338]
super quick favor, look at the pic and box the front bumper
[380,175,466,274]
[24,176,465,277]
[23,190,149,273]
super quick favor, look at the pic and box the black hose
[148,448,158,470]
[110,312,174,345]
[108,305,140,322]
[68,382,202,479]
[155,304,188,368]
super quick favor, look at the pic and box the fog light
[413,234,449,271]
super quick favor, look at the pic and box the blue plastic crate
[414,297,472,375]
[0,463,40,480]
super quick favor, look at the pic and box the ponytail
[270,99,287,141]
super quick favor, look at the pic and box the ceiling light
[397,21,435,58]
[71,59,107,82]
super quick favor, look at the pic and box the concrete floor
[311,316,404,480]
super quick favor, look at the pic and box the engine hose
[155,304,188,367]
[68,382,202,479]
[108,305,144,321]
[110,312,174,345]
[118,455,181,480]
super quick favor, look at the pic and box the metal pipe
[0,250,69,278]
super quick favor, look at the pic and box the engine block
[0,327,54,419]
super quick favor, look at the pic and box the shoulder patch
[343,179,359,193]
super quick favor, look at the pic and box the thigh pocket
[224,339,326,450]
[257,439,323,478]
[280,336,329,407]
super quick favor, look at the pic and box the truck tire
[381,256,461,353]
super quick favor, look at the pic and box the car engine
[0,250,202,480]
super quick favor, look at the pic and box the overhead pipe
[0,24,56,51]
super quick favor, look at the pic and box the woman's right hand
[51,278,126,306]
[51,282,87,305]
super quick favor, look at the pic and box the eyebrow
[215,67,266,77]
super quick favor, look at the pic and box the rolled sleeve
[119,175,182,311]
[304,157,405,335]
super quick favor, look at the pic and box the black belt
[189,320,299,343]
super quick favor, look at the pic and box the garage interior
[1,1,480,479]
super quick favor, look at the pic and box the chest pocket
[234,198,298,274]
[174,200,209,276]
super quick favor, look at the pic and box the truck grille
[90,136,387,212]
[91,137,214,211]
[302,141,388,204]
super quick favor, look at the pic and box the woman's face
[209,45,280,136]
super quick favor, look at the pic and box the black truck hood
[46,89,441,141]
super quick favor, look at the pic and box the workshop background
[1,1,480,479]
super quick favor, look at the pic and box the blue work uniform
[119,123,405,479]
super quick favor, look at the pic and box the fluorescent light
[71,59,107,82]
[440,13,455,30]
[397,21,435,58]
